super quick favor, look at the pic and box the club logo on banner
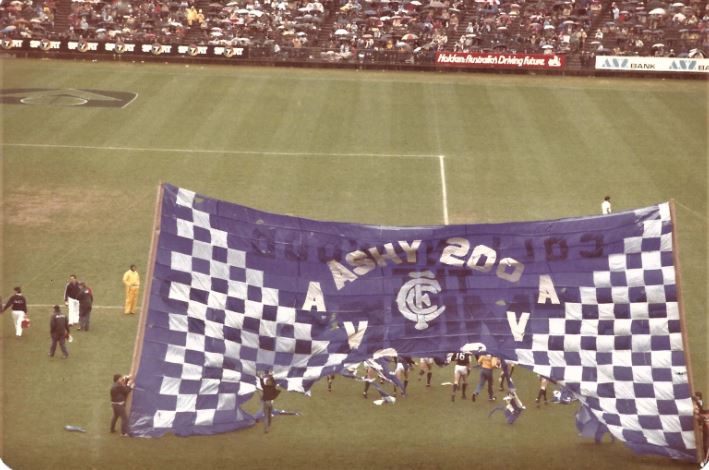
[128,183,697,463]
[397,271,445,330]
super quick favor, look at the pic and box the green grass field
[1,58,706,469]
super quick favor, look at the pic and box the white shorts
[395,363,406,374]
[420,357,434,365]
[67,298,80,324]
[454,364,469,376]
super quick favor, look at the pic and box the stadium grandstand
[0,0,706,69]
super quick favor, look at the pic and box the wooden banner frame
[127,183,164,416]
[669,199,702,463]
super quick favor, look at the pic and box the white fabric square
[204,351,224,368]
[645,285,666,303]
[224,311,244,330]
[563,365,583,382]
[171,251,193,273]
[210,228,228,247]
[666,302,679,320]
[635,398,658,415]
[623,236,642,253]
[565,303,582,320]
[643,219,662,237]
[593,271,611,287]
[227,249,246,268]
[669,332,684,350]
[182,363,203,380]
[217,393,236,410]
[580,287,598,304]
[641,251,662,269]
[159,376,182,396]
[192,209,211,228]
[210,261,229,280]
[191,272,211,291]
[659,416,682,433]
[580,320,598,336]
[613,319,632,335]
[660,233,672,252]
[228,280,247,300]
[192,240,212,260]
[154,410,176,428]
[244,300,263,318]
[261,287,279,306]
[276,306,296,324]
[644,429,666,447]
[176,188,195,207]
[633,366,653,384]
[649,319,670,336]
[563,335,581,352]
[661,266,675,284]
[204,320,224,340]
[625,269,645,287]
[176,219,194,239]
[258,319,277,338]
[658,202,670,220]
[294,323,313,340]
[653,382,675,400]
[597,336,616,351]
[631,335,651,351]
[629,303,649,319]
[548,318,566,335]
[609,253,627,271]
[165,344,186,364]
[199,379,220,395]
[611,287,630,303]
[169,313,188,332]
[246,269,263,287]
[195,409,215,426]
[181,302,204,320]
[224,340,241,358]
[619,415,642,431]
[222,368,241,383]
[208,291,227,310]
[176,394,197,412]
[651,351,672,368]
[240,330,259,349]
[598,304,615,320]
[275,336,296,353]
[169,282,190,302]
[186,333,205,352]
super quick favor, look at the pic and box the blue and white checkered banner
[129,183,696,461]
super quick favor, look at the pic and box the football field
[1,58,707,469]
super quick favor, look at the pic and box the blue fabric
[128,184,696,462]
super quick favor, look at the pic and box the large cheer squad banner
[128,183,697,462]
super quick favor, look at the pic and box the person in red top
[77,282,93,331]
[259,372,280,433]
[48,305,70,359]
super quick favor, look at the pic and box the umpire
[48,305,69,359]
[110,374,134,436]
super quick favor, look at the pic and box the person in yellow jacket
[122,265,140,315]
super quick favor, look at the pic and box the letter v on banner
[506,311,530,341]
[343,321,368,349]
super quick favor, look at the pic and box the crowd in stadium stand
[0,0,707,62]
[589,0,707,57]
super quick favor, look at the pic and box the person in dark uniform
[77,282,93,331]
[2,286,28,337]
[450,351,471,401]
[48,305,70,358]
[110,374,134,436]
[259,372,280,433]
[64,274,81,326]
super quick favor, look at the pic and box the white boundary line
[2,142,440,160]
[675,200,707,221]
[29,304,124,309]
[438,155,449,225]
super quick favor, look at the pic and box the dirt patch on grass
[4,187,122,228]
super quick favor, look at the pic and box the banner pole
[668,199,702,463]
[127,183,164,415]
